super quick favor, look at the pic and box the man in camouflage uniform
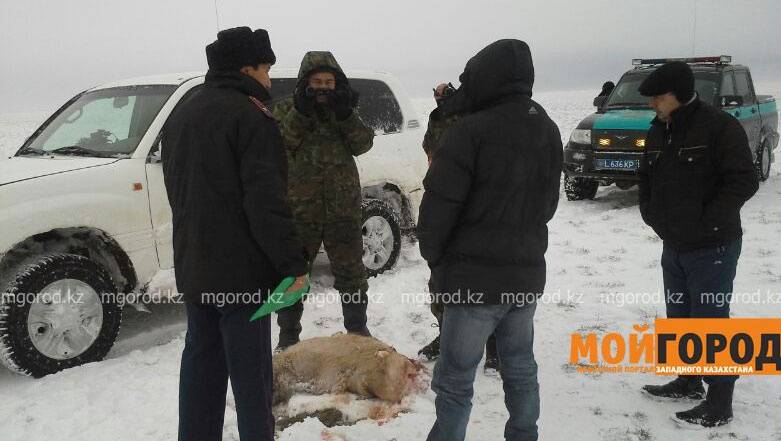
[273,51,374,350]
[422,83,459,164]
[418,83,499,372]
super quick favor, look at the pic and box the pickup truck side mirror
[720,95,743,108]
[593,96,607,108]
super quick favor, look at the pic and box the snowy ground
[1,86,780,441]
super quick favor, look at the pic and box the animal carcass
[272,333,424,405]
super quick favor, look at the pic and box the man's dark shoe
[642,376,705,399]
[673,401,733,428]
[673,382,734,428]
[418,336,441,361]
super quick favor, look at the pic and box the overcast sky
[1,0,779,113]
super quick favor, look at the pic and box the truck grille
[593,130,647,151]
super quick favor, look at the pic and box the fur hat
[253,29,275,65]
[206,26,275,71]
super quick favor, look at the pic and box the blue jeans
[427,303,539,441]
[179,302,274,441]
[662,237,742,384]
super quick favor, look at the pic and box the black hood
[442,39,534,116]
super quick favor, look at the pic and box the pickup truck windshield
[19,85,176,158]
[605,71,719,109]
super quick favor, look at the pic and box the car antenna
[690,0,697,56]
[213,0,221,32]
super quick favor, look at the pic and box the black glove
[329,85,359,121]
[433,82,457,108]
[440,72,474,117]
[439,86,472,118]
[294,86,315,117]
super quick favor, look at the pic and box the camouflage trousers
[277,219,369,345]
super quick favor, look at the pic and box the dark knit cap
[639,61,695,102]
[205,26,275,71]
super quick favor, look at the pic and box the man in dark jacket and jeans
[162,27,308,440]
[638,61,758,427]
[418,39,562,441]
[417,82,500,373]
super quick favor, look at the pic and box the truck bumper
[564,143,643,183]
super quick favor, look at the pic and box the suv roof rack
[631,55,732,68]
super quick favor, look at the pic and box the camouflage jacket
[422,107,459,160]
[273,51,374,223]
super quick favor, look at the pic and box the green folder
[250,276,310,322]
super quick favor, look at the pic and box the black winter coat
[638,98,758,250]
[417,40,563,305]
[162,71,308,303]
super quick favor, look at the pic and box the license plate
[595,158,640,171]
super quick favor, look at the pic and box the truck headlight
[570,129,592,146]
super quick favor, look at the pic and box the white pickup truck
[0,70,427,377]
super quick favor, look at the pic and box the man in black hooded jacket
[162,27,308,441]
[418,39,562,441]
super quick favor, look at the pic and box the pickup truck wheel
[0,253,121,378]
[756,142,772,182]
[361,199,401,277]
[564,174,599,201]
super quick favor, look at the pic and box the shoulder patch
[528,106,539,115]
[248,96,275,119]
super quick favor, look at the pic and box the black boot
[341,289,369,336]
[674,382,734,427]
[276,301,303,353]
[418,335,441,361]
[348,326,372,337]
[419,285,445,362]
[275,332,300,354]
[642,376,705,399]
[484,355,500,374]
[484,333,500,375]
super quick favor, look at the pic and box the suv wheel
[0,253,122,377]
[564,174,599,201]
[756,142,772,182]
[361,199,401,277]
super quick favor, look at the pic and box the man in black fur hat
[638,61,758,427]
[163,26,308,440]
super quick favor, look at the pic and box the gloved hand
[294,86,315,117]
[439,85,471,118]
[329,85,359,121]
[433,82,457,106]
